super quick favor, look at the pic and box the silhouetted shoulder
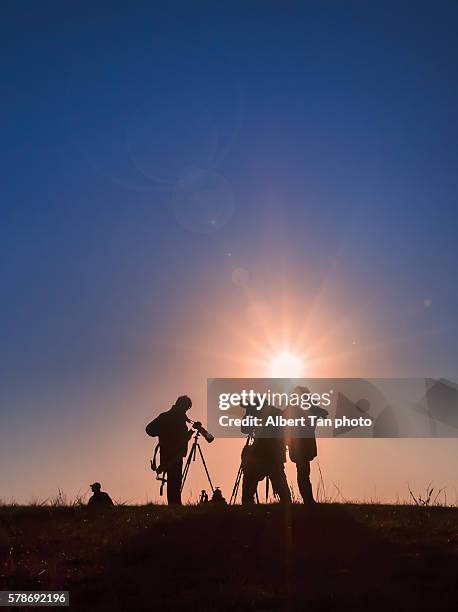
[99,492,114,505]
[88,492,114,508]
[146,412,166,437]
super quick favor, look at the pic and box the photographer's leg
[241,464,259,504]
[297,460,314,505]
[167,459,183,505]
[269,465,292,503]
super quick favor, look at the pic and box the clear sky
[1,2,458,504]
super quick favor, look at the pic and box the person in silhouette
[241,403,291,504]
[285,386,328,505]
[87,482,114,508]
[145,395,195,505]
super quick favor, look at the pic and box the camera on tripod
[181,418,216,498]
[187,418,215,443]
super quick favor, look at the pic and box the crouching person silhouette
[146,395,194,505]
[241,404,291,504]
[87,482,114,509]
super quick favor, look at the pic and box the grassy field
[1,503,457,610]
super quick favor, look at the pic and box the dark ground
[0,503,457,611]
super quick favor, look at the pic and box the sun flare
[270,351,304,378]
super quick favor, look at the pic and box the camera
[188,419,215,443]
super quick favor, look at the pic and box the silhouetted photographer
[146,395,195,505]
[285,386,328,505]
[240,401,291,504]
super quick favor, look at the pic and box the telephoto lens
[191,420,215,443]
[197,424,215,443]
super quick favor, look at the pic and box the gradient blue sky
[1,2,458,503]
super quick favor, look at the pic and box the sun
[270,351,304,378]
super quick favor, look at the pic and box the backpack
[145,413,164,437]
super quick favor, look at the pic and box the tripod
[230,435,253,504]
[181,430,214,495]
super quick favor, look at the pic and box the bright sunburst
[270,351,304,377]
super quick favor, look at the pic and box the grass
[0,501,457,610]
